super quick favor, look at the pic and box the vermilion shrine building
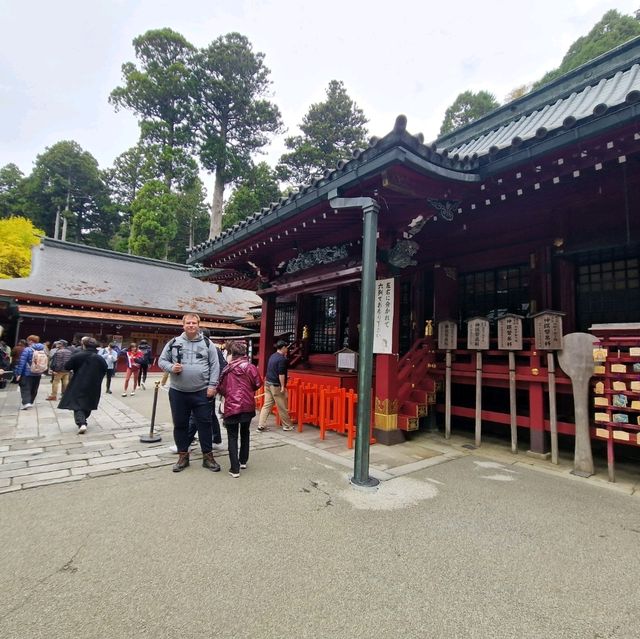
[188,40,640,454]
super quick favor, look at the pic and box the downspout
[328,190,380,489]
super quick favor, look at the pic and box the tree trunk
[209,168,224,239]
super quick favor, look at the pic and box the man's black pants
[168,388,213,453]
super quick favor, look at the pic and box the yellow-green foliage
[0,217,44,279]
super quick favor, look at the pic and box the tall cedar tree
[192,33,282,239]
[277,80,368,185]
[109,29,195,190]
[223,162,281,230]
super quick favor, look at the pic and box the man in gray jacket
[158,313,221,473]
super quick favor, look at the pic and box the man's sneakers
[20,403,32,410]
[256,425,269,432]
[78,424,87,434]
[240,463,247,470]
[228,470,240,478]
[282,425,294,431]
[211,442,226,452]
[140,382,145,390]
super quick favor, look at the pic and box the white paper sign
[373,278,394,354]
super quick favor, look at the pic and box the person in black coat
[58,336,108,434]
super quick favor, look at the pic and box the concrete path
[1,373,639,495]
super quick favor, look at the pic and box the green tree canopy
[223,162,281,230]
[169,177,211,261]
[0,164,26,219]
[128,180,178,260]
[277,80,369,185]
[110,28,195,189]
[439,90,500,136]
[534,10,640,89]
[192,32,282,239]
[0,217,43,279]
[26,141,115,246]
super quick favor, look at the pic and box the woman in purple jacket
[217,341,262,478]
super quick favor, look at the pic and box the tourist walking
[136,339,153,389]
[158,313,222,473]
[14,335,48,409]
[99,342,119,394]
[218,341,262,478]
[121,342,143,396]
[47,340,72,401]
[257,339,293,431]
[58,337,108,434]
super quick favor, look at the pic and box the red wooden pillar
[373,278,404,445]
[258,293,276,380]
[528,349,549,456]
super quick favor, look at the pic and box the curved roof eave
[188,144,479,263]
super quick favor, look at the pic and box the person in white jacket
[99,342,119,394]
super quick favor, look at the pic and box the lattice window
[459,265,530,322]
[274,302,296,337]
[576,250,639,330]
[310,293,337,353]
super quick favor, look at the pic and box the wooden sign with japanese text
[437,320,457,350]
[497,314,523,351]
[532,311,564,351]
[373,278,394,354]
[467,317,490,350]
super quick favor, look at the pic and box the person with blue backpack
[15,334,49,409]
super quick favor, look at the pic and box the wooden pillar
[373,278,404,445]
[528,349,549,457]
[258,293,276,380]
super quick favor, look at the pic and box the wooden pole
[508,351,518,453]
[475,351,482,447]
[547,351,559,465]
[445,350,452,439]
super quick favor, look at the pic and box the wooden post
[498,314,523,455]
[467,316,489,448]
[547,352,559,464]
[445,350,452,439]
[508,351,517,453]
[475,351,482,447]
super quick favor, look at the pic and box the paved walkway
[1,379,639,496]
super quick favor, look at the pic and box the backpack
[30,349,49,375]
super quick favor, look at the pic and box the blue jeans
[168,388,213,453]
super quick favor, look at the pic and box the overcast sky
[2,0,639,189]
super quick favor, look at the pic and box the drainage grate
[462,444,477,450]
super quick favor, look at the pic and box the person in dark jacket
[58,336,108,434]
[136,339,153,390]
[15,335,48,409]
[217,340,262,478]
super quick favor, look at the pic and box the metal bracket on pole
[329,192,380,489]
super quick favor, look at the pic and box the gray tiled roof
[188,36,640,264]
[0,239,260,319]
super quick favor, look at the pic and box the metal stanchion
[140,380,162,443]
